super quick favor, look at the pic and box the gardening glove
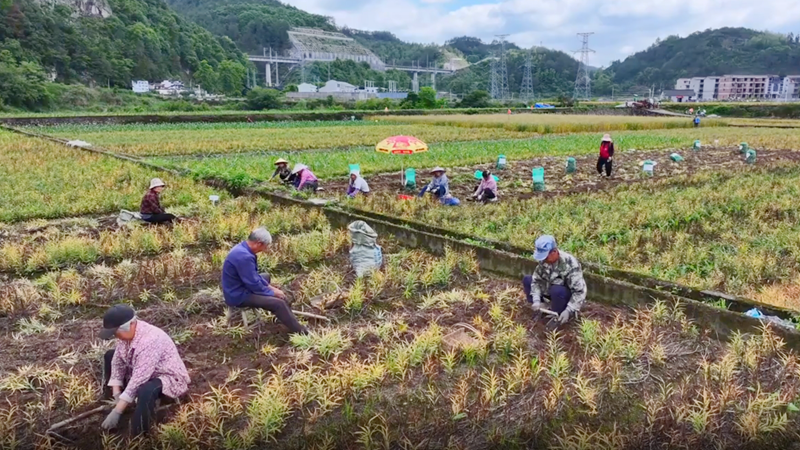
[558,309,571,325]
[101,410,122,430]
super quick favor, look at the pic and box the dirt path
[321,147,800,200]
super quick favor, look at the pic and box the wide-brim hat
[291,163,308,175]
[149,178,166,190]
[430,167,446,174]
[601,134,612,142]
[274,158,288,165]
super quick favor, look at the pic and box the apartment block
[673,75,799,101]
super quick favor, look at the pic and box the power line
[520,49,534,102]
[573,32,595,101]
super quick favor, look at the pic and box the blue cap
[533,235,557,261]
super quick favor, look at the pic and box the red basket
[397,194,414,201]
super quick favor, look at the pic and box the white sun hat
[291,163,308,175]
[149,178,166,190]
[430,167,446,174]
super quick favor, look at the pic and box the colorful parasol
[375,135,428,155]
[376,136,428,186]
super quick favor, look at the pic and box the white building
[132,80,150,94]
[318,80,357,93]
[297,83,318,93]
[675,77,719,101]
[676,75,800,101]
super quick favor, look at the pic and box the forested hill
[0,0,247,106]
[607,28,800,89]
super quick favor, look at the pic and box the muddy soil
[320,147,800,201]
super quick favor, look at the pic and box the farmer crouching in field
[597,134,614,177]
[347,170,370,198]
[221,228,308,335]
[99,304,190,435]
[523,235,587,329]
[140,178,177,224]
[418,167,449,200]
[269,158,297,185]
[472,170,499,203]
[291,164,319,192]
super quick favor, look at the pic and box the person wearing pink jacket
[291,163,319,192]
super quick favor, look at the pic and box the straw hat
[291,163,308,175]
[149,178,166,190]
[274,158,288,165]
[601,134,612,142]
[430,167,446,174]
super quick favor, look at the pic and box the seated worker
[221,228,308,335]
[522,235,587,329]
[140,178,176,225]
[418,167,449,199]
[99,304,190,435]
[269,159,297,185]
[291,164,319,192]
[472,170,498,203]
[347,170,370,198]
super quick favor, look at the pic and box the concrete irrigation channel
[6,124,800,351]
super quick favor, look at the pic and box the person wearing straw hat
[98,304,190,435]
[140,178,177,224]
[347,170,370,198]
[597,134,615,177]
[418,167,450,199]
[269,158,296,185]
[291,163,319,192]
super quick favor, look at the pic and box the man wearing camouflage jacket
[523,235,587,326]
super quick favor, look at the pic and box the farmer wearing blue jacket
[418,167,449,199]
[221,228,307,335]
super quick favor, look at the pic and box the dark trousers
[694,122,699,127]
[596,157,612,176]
[522,275,571,314]
[299,181,318,192]
[480,190,497,202]
[102,350,164,435]
[239,294,307,334]
[142,213,176,224]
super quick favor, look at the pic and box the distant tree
[217,60,246,96]
[417,87,438,108]
[459,90,491,108]
[246,87,284,110]
[193,60,218,93]
[0,51,52,109]
[283,84,298,92]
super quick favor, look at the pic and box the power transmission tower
[520,49,534,102]
[490,52,498,99]
[494,34,510,100]
[573,32,595,100]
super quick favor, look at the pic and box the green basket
[739,142,749,154]
[565,157,576,174]
[532,167,545,191]
[496,154,507,170]
[670,153,684,162]
[692,140,701,151]
[745,150,756,164]
[642,160,656,176]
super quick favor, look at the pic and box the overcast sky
[283,0,800,66]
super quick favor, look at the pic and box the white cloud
[282,0,800,65]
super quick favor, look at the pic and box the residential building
[674,75,800,101]
[717,75,774,100]
[661,89,697,103]
[132,80,150,93]
[318,80,357,93]
[297,83,318,93]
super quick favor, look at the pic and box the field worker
[99,304,190,435]
[597,134,614,177]
[221,228,308,335]
[693,115,701,128]
[472,170,498,203]
[347,170,370,198]
[140,178,177,224]
[418,167,449,199]
[292,163,319,192]
[269,158,296,185]
[522,235,587,328]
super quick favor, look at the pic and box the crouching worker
[291,164,319,192]
[522,235,587,329]
[418,167,449,200]
[99,304,190,435]
[347,170,370,198]
[269,159,297,185]
[473,170,498,203]
[140,178,177,224]
[221,228,308,335]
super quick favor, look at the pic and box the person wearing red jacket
[597,134,615,177]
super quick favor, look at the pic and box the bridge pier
[265,63,272,87]
[431,72,436,91]
[412,72,419,93]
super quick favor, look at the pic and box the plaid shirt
[140,189,164,215]
[107,320,190,402]
[530,250,587,312]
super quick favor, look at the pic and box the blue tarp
[534,103,555,109]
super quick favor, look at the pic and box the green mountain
[0,0,248,108]
[606,27,800,92]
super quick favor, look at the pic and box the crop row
[0,131,215,223]
[374,113,728,133]
[149,127,800,184]
[355,164,800,310]
[33,123,535,157]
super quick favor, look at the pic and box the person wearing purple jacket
[221,228,307,334]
